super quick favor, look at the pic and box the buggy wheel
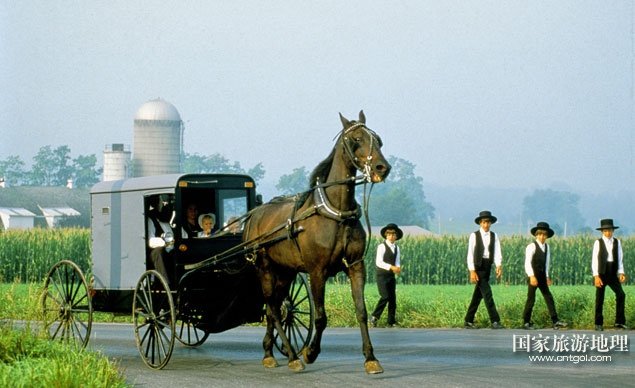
[41,260,93,348]
[274,273,315,357]
[175,317,209,347]
[133,270,175,369]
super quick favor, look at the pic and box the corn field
[0,228,91,283]
[359,235,635,285]
[0,229,632,285]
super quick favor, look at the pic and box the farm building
[0,187,89,229]
[0,207,37,229]
[39,206,82,228]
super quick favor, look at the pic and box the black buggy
[41,173,314,369]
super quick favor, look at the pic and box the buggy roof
[90,173,254,195]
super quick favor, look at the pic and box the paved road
[89,323,633,388]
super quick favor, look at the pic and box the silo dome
[135,98,182,121]
[132,98,183,177]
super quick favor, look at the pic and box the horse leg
[302,271,326,364]
[348,265,383,374]
[262,310,278,368]
[260,268,304,372]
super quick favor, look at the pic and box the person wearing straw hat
[464,210,504,329]
[197,213,216,238]
[592,219,628,331]
[369,223,403,328]
[522,222,568,330]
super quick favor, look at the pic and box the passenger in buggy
[224,216,242,234]
[182,202,201,238]
[147,194,175,284]
[197,213,216,238]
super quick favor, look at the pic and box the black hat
[530,221,555,238]
[380,223,403,240]
[474,210,497,225]
[596,219,619,231]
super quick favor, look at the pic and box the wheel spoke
[42,261,92,348]
[50,321,63,339]
[134,270,174,369]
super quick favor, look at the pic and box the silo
[132,98,183,177]
[103,143,131,181]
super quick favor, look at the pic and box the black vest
[531,242,548,276]
[377,242,398,275]
[150,217,163,238]
[473,230,495,270]
[597,238,620,275]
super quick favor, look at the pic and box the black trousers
[595,270,626,326]
[372,272,397,324]
[464,265,501,324]
[522,273,559,324]
[150,247,171,284]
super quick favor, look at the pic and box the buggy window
[218,189,248,232]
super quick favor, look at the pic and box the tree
[365,156,435,229]
[182,152,266,184]
[0,155,27,186]
[522,189,586,235]
[29,145,74,186]
[368,186,419,226]
[72,154,102,188]
[246,162,265,183]
[276,167,310,195]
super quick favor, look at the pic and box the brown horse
[242,111,391,374]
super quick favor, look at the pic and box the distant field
[3,282,633,330]
[1,228,633,286]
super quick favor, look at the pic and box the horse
[242,111,391,374]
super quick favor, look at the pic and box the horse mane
[309,145,336,187]
[309,124,354,188]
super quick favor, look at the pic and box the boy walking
[522,222,567,330]
[464,210,504,329]
[370,223,403,328]
[592,219,628,331]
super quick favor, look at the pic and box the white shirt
[524,241,550,278]
[591,237,624,276]
[466,228,502,271]
[147,219,172,248]
[375,241,400,271]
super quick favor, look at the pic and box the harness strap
[312,178,361,222]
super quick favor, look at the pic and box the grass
[1,282,633,330]
[0,323,127,387]
[326,283,634,330]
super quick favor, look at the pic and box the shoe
[491,322,504,329]
[369,316,378,327]
[595,325,604,331]
[614,323,629,330]
[388,322,400,328]
[523,323,535,330]
[464,321,477,329]
[553,321,568,330]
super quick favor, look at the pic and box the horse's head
[339,111,391,183]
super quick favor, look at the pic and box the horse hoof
[288,359,305,372]
[302,348,316,364]
[262,356,279,368]
[364,360,384,374]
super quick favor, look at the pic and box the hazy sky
[2,1,634,195]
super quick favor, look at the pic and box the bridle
[312,121,383,222]
[340,122,382,183]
